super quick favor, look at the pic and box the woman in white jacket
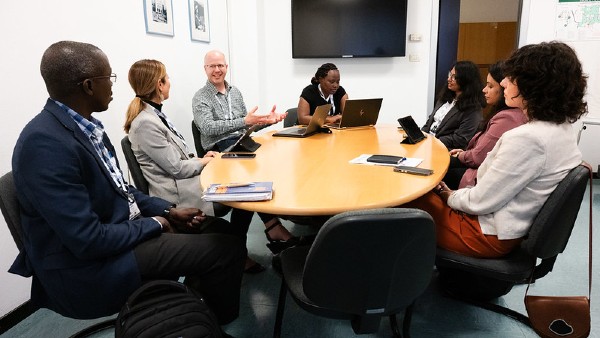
[408,41,588,258]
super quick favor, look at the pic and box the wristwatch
[162,204,176,219]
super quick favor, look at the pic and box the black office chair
[191,120,207,158]
[283,107,298,128]
[435,164,590,327]
[121,135,231,217]
[273,208,436,338]
[0,172,116,338]
[0,173,24,253]
[120,135,149,195]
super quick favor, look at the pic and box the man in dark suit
[10,41,245,325]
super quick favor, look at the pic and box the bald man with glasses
[192,49,286,152]
[191,50,304,261]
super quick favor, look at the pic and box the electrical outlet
[409,34,422,41]
[409,54,420,62]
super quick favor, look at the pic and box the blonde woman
[124,59,297,273]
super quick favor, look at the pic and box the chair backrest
[522,164,590,259]
[191,120,207,157]
[283,108,298,128]
[120,136,150,194]
[303,208,436,315]
[0,171,24,251]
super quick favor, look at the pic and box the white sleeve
[448,131,546,215]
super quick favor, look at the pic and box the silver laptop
[326,98,383,129]
[272,104,331,138]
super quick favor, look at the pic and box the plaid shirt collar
[52,99,105,140]
[204,79,231,96]
[52,99,128,193]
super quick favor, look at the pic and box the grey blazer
[128,105,215,215]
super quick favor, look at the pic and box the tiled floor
[2,180,598,337]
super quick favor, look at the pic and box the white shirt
[429,100,455,134]
[448,120,582,240]
[318,84,336,115]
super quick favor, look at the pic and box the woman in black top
[422,61,486,150]
[297,63,349,125]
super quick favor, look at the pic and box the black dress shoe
[265,234,317,254]
[264,221,318,254]
[265,237,299,254]
[244,262,266,274]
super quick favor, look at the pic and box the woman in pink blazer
[443,61,527,189]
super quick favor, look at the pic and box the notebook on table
[272,104,331,138]
[325,98,383,129]
[202,181,273,202]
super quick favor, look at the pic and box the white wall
[0,0,235,317]
[0,0,438,318]
[1,0,598,318]
[226,0,437,129]
[519,0,600,172]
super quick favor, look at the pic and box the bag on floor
[524,295,590,338]
[115,280,222,338]
[524,163,592,338]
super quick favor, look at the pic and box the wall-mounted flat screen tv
[291,0,408,58]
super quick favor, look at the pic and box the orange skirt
[405,192,521,258]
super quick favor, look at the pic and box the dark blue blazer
[10,99,171,319]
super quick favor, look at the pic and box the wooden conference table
[200,125,450,216]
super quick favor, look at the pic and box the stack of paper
[202,182,273,202]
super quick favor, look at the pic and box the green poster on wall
[556,0,600,40]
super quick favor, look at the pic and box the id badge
[128,192,141,220]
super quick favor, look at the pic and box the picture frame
[188,0,210,42]
[143,0,174,37]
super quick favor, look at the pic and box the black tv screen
[291,0,408,58]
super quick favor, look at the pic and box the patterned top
[192,80,248,150]
[151,106,191,155]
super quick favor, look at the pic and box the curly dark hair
[438,60,486,111]
[503,41,587,124]
[311,63,338,84]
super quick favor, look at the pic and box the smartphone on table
[221,153,256,159]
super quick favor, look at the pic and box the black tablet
[224,124,261,152]
[397,115,426,144]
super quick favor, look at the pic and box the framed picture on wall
[188,0,210,42]
[143,0,174,36]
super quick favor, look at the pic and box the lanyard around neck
[318,84,336,115]
[216,89,233,119]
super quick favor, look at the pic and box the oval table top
[200,124,450,216]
